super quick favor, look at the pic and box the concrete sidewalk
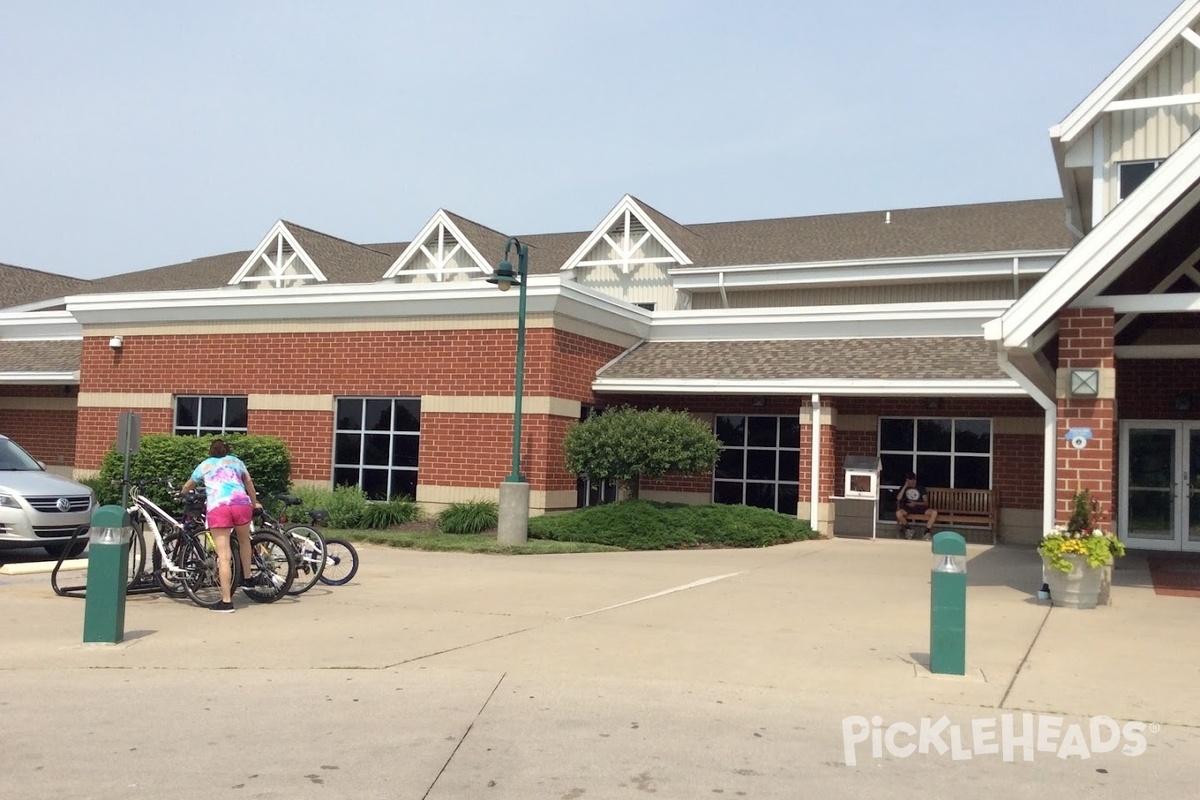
[1,538,1195,799]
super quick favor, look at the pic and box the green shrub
[280,485,371,529]
[95,433,290,515]
[437,500,499,534]
[358,497,423,529]
[528,500,816,549]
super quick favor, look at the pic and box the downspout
[810,393,821,531]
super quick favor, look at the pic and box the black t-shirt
[899,485,928,509]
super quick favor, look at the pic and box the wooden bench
[900,487,999,544]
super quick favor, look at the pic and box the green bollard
[930,531,967,675]
[82,505,133,644]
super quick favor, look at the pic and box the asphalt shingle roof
[596,338,1007,382]
[0,340,82,372]
[0,263,91,310]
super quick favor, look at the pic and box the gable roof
[0,263,90,311]
[1052,1,1200,146]
[986,123,1200,349]
[381,209,500,280]
[560,194,696,272]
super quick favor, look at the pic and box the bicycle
[252,493,326,595]
[298,509,359,586]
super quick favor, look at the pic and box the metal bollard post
[929,531,966,675]
[82,505,133,644]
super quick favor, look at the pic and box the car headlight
[0,492,19,509]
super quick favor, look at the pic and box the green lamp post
[487,237,530,544]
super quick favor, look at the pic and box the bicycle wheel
[318,537,359,586]
[126,514,148,586]
[183,532,241,608]
[152,531,189,598]
[284,524,326,595]
[241,531,296,603]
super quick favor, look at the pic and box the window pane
[361,468,388,500]
[392,435,419,467]
[175,397,198,430]
[917,419,952,452]
[363,434,390,466]
[916,455,951,488]
[715,449,744,480]
[336,399,363,431]
[879,418,913,451]
[954,456,990,489]
[745,482,776,511]
[200,397,225,429]
[880,453,914,487]
[746,449,776,481]
[954,419,991,454]
[747,416,777,448]
[333,468,360,489]
[394,399,421,432]
[225,397,248,430]
[334,434,361,465]
[778,450,799,482]
[716,416,745,447]
[365,400,392,432]
[777,483,799,517]
[778,417,800,448]
[391,470,417,499]
[713,481,743,505]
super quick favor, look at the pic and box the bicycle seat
[307,509,329,524]
[275,493,302,506]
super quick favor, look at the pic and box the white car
[0,434,95,559]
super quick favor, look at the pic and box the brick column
[1055,307,1115,525]
[798,398,837,536]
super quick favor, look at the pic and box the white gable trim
[1053,1,1200,145]
[986,128,1200,349]
[560,195,693,273]
[228,221,328,286]
[0,371,79,384]
[382,210,493,280]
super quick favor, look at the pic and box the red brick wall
[1056,308,1115,521]
[0,386,79,467]
[1118,359,1200,418]
[76,327,625,496]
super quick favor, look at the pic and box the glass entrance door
[1120,421,1200,551]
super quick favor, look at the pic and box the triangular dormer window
[228,221,327,288]
[382,210,493,283]
[562,195,692,276]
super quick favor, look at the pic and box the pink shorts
[206,503,253,529]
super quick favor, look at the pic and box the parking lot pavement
[1,538,1197,799]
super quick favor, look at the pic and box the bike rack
[50,527,165,599]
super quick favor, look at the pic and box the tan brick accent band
[423,396,582,418]
[248,394,334,412]
[78,392,173,409]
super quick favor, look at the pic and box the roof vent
[885,211,891,224]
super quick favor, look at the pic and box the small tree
[563,406,722,500]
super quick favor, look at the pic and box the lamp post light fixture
[487,237,530,544]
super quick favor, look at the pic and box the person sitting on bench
[895,472,937,540]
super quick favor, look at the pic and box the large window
[333,398,421,501]
[713,414,800,516]
[174,395,248,436]
[878,417,992,515]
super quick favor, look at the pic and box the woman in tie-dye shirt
[180,439,262,613]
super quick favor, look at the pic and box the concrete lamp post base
[497,481,530,545]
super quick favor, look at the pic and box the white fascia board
[994,133,1200,348]
[62,275,650,337]
[1091,292,1200,313]
[0,310,81,340]
[381,210,492,279]
[648,301,1009,341]
[0,371,79,384]
[670,251,1064,290]
[1056,1,1200,145]
[592,378,1025,396]
[560,195,692,271]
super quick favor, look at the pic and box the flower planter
[1043,554,1105,609]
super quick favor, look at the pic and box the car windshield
[0,438,44,471]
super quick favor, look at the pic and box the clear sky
[0,0,1184,280]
